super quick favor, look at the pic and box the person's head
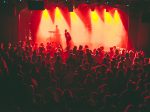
[65,29,67,33]
[144,58,149,64]
[115,49,119,55]
[127,80,137,91]
[40,43,44,47]
[85,45,89,49]
[100,46,104,51]
[125,53,129,58]
[96,50,99,55]
[79,45,83,50]
[73,46,77,52]
[110,47,113,51]
[100,64,107,73]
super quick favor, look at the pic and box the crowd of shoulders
[0,41,150,112]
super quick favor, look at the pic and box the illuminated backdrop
[19,5,128,50]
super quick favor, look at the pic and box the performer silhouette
[64,29,72,50]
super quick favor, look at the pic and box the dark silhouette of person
[64,29,71,50]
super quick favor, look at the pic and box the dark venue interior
[0,0,150,112]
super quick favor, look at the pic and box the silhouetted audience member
[0,41,149,112]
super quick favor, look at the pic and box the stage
[18,4,128,50]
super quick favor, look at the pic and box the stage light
[104,9,113,24]
[68,5,73,12]
[20,1,128,50]
[86,0,90,4]
[91,11,99,22]
[114,10,120,23]
[106,1,109,4]
[37,9,52,44]
[104,4,109,12]
[90,4,95,11]
[66,1,73,12]
[106,8,109,12]
[55,7,62,18]
[105,6,109,12]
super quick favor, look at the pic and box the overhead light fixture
[66,0,73,12]
[28,1,45,10]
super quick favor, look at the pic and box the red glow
[114,10,121,23]
[34,7,128,50]
[37,9,52,43]
[70,11,90,47]
[104,9,113,24]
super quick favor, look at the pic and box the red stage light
[34,7,128,50]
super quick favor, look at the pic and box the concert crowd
[0,41,150,112]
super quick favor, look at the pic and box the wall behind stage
[19,6,129,50]
[137,14,150,57]
[129,8,150,56]
[0,5,18,43]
